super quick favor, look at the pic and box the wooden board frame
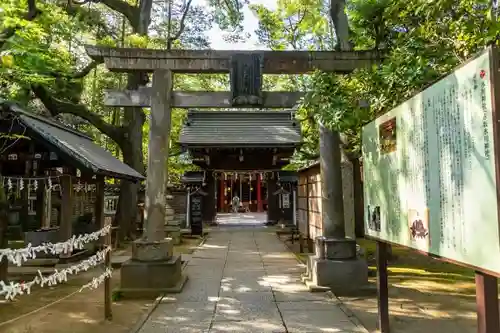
[364,45,500,333]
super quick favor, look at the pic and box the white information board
[362,48,500,275]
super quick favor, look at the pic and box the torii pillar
[119,69,186,298]
[305,124,368,294]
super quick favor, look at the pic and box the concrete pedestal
[117,238,187,299]
[303,237,371,295]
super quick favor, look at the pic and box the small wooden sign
[190,193,203,236]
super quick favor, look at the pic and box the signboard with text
[362,47,500,275]
[190,193,203,236]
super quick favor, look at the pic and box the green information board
[362,48,500,275]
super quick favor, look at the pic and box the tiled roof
[179,110,301,147]
[1,101,144,181]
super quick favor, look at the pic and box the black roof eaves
[23,123,143,181]
[2,101,93,140]
[0,101,144,181]
[187,109,296,114]
[97,168,145,182]
[16,121,97,175]
[180,142,301,148]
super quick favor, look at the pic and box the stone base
[304,255,370,296]
[117,275,188,299]
[119,255,185,299]
[165,226,182,245]
[132,238,173,262]
[315,237,357,260]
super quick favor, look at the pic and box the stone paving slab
[210,319,287,333]
[281,310,365,333]
[214,299,281,322]
[137,222,366,333]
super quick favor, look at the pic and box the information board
[362,48,500,275]
[190,194,203,236]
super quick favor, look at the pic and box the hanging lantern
[224,172,227,180]
[33,180,38,191]
[47,178,53,190]
[7,178,12,191]
[19,179,24,191]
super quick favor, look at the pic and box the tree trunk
[114,76,146,243]
[329,0,351,51]
[112,0,153,244]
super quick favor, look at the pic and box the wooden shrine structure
[0,100,144,260]
[85,45,380,297]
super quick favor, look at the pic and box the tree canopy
[1,0,499,236]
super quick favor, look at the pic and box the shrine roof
[0,101,144,182]
[180,171,205,184]
[179,110,301,148]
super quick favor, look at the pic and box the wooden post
[59,175,73,244]
[376,241,390,333]
[306,174,313,252]
[95,176,112,320]
[475,271,499,333]
[219,178,225,213]
[267,175,277,224]
[36,181,48,228]
[257,173,262,212]
[144,69,173,242]
[186,188,191,228]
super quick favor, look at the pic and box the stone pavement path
[138,226,367,333]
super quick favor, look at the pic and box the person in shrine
[232,194,240,213]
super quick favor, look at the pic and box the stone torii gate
[85,45,379,297]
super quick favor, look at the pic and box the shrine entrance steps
[135,223,367,333]
[215,212,267,227]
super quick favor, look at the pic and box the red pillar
[219,178,225,213]
[257,173,263,212]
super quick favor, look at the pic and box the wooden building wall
[297,155,355,242]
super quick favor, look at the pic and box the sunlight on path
[138,218,367,333]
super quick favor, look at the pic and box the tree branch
[47,60,103,80]
[31,84,124,144]
[65,2,118,39]
[0,0,41,50]
[167,0,193,48]
[73,60,102,79]
[72,0,139,30]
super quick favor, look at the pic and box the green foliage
[299,0,500,161]
[251,0,333,50]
